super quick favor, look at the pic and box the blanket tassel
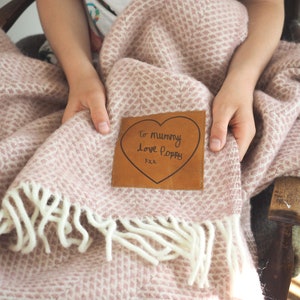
[0,182,254,291]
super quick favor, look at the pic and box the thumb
[89,97,110,134]
[209,112,231,153]
[209,121,228,152]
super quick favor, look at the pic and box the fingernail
[98,122,110,134]
[210,138,221,151]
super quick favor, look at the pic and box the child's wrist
[65,62,99,86]
[224,68,258,92]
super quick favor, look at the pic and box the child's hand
[208,0,284,162]
[62,71,110,134]
[209,79,256,161]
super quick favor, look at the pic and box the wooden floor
[289,275,300,300]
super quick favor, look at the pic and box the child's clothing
[38,0,131,64]
[84,0,131,37]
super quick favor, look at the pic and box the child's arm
[209,0,284,161]
[36,0,110,134]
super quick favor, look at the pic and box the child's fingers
[231,118,256,161]
[209,108,256,161]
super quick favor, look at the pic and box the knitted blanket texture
[1,0,300,299]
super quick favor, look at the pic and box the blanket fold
[1,0,300,299]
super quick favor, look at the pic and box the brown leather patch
[112,111,205,190]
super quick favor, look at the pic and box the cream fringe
[0,182,249,289]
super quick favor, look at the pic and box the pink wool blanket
[1,0,300,299]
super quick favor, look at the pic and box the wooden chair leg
[260,222,294,300]
[260,177,300,300]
